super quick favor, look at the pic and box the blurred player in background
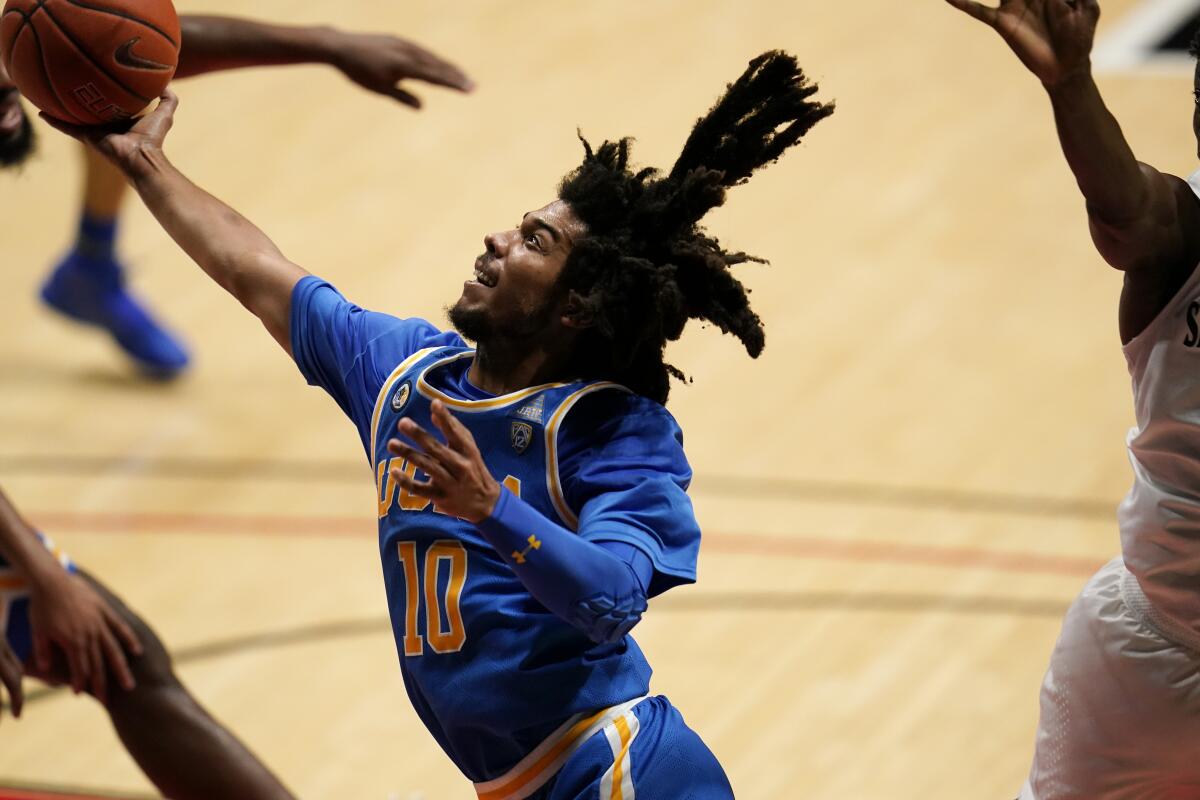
[45,51,833,797]
[0,486,293,799]
[0,13,471,377]
[946,0,1200,796]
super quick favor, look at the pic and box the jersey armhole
[543,382,632,531]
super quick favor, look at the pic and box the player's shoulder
[562,385,684,446]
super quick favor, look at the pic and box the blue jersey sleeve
[289,276,463,451]
[558,392,700,597]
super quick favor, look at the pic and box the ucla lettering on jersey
[368,347,654,782]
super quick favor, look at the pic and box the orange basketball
[0,0,179,125]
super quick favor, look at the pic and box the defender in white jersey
[946,1,1200,798]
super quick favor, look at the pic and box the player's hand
[944,0,1100,86]
[38,90,179,178]
[328,31,474,109]
[386,400,501,523]
[28,569,142,704]
[0,638,22,724]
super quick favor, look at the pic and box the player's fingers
[397,418,459,471]
[89,635,107,705]
[944,0,999,25]
[99,626,135,693]
[66,642,88,694]
[430,401,477,456]
[32,633,51,674]
[393,470,444,500]
[0,647,23,720]
[387,439,453,483]
[388,85,423,109]
[407,52,475,92]
[103,604,143,658]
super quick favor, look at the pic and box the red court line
[0,790,135,800]
[27,510,1106,578]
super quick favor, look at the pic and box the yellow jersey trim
[369,347,441,473]
[544,382,631,530]
[416,351,574,412]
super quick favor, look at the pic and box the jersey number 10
[396,541,468,656]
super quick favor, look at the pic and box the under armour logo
[511,535,542,565]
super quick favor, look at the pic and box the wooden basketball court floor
[1,0,1192,796]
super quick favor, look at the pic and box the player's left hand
[0,637,22,724]
[329,31,474,109]
[386,400,501,523]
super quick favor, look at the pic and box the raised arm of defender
[42,94,307,354]
[945,0,1200,283]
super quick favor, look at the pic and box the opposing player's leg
[40,143,189,378]
[1021,558,1200,800]
[5,567,293,800]
[543,695,733,800]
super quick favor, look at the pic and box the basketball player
[44,51,833,796]
[0,13,471,377]
[944,0,1200,796]
[0,486,293,799]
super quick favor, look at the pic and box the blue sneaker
[40,253,190,379]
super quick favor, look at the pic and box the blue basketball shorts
[471,694,732,800]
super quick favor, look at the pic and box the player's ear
[561,291,596,331]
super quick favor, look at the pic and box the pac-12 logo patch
[391,381,412,412]
[510,421,533,454]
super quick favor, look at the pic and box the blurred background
[1,0,1195,796]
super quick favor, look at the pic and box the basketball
[0,0,179,125]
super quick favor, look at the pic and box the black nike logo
[113,37,172,72]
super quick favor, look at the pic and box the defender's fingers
[0,648,23,719]
[104,605,143,657]
[88,636,107,705]
[66,642,88,694]
[387,85,423,109]
[945,0,999,24]
[387,439,453,483]
[408,52,475,92]
[32,633,51,673]
[100,627,135,692]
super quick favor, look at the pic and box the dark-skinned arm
[174,16,473,107]
[43,93,308,354]
[946,0,1197,273]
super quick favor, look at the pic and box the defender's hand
[0,638,22,724]
[945,0,1100,86]
[386,400,501,524]
[329,31,474,108]
[39,90,179,178]
[28,570,142,704]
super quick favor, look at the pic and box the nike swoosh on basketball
[113,38,172,72]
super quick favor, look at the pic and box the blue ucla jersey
[289,277,702,783]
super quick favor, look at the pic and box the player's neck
[469,340,574,395]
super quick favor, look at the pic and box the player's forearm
[175,16,339,79]
[477,489,649,644]
[0,489,64,587]
[1046,70,1153,227]
[126,146,307,347]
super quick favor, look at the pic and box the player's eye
[526,233,542,251]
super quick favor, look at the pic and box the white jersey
[1117,170,1200,642]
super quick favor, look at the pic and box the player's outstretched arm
[174,15,473,108]
[944,0,1199,274]
[42,92,308,355]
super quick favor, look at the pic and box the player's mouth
[468,257,499,289]
[0,89,23,139]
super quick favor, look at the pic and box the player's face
[449,200,588,344]
[0,60,34,169]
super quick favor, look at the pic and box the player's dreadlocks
[556,50,833,403]
[1190,26,1200,58]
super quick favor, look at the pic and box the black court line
[13,590,1069,709]
[0,454,1119,521]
